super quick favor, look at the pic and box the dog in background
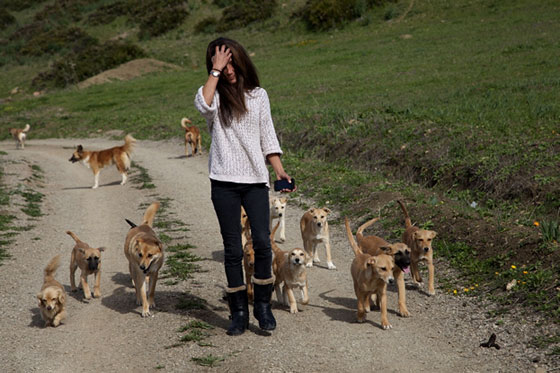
[181,117,202,157]
[241,206,250,249]
[67,231,105,300]
[10,123,30,149]
[242,217,255,300]
[270,196,287,243]
[300,207,335,269]
[345,218,394,329]
[124,202,164,317]
[68,134,136,189]
[271,223,309,313]
[356,217,411,317]
[36,255,67,327]
[397,200,437,295]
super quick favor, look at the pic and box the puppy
[345,218,394,329]
[271,223,309,313]
[356,217,411,317]
[37,255,67,327]
[10,123,30,149]
[181,117,202,156]
[398,200,437,295]
[69,134,136,189]
[300,207,335,269]
[67,231,105,300]
[270,196,287,243]
[124,202,164,317]
[242,218,255,301]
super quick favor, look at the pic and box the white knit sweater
[194,86,282,186]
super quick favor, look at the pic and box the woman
[194,37,295,336]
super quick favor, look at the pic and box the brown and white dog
[67,231,105,300]
[68,134,136,189]
[345,218,394,329]
[397,200,437,295]
[356,217,411,317]
[271,223,309,313]
[10,123,30,149]
[270,196,287,243]
[242,216,255,301]
[124,202,164,317]
[36,255,67,327]
[300,207,335,269]
[181,118,202,157]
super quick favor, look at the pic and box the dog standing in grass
[181,117,202,157]
[10,123,30,149]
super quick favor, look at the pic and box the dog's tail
[125,219,137,228]
[397,200,413,229]
[356,217,380,245]
[270,222,282,255]
[44,255,61,282]
[22,124,30,132]
[345,217,362,256]
[142,201,160,227]
[122,134,136,154]
[181,117,192,129]
[66,230,81,243]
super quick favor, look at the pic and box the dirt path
[0,138,552,372]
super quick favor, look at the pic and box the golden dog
[67,231,105,300]
[356,217,411,317]
[397,200,437,295]
[124,202,164,317]
[345,218,394,329]
[300,207,335,269]
[36,255,67,327]
[242,217,255,301]
[10,123,30,149]
[271,223,309,313]
[181,117,202,156]
[69,134,136,189]
[270,196,287,243]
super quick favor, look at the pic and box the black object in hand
[274,178,295,191]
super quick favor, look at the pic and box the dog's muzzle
[423,247,430,253]
[69,156,78,163]
[46,305,53,311]
[87,257,99,271]
[140,261,152,274]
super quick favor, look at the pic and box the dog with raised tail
[67,231,105,300]
[181,117,202,157]
[36,255,67,327]
[69,134,136,189]
[124,202,164,317]
[10,123,30,149]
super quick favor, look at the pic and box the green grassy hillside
[0,0,559,331]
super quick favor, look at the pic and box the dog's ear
[36,292,43,301]
[308,208,315,214]
[56,289,66,305]
[97,246,107,252]
[280,197,287,204]
[323,208,332,214]
[365,256,376,269]
[76,145,83,152]
[380,245,393,254]
[78,246,86,254]
[429,231,437,239]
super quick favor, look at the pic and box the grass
[191,354,224,368]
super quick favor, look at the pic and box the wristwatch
[210,70,220,78]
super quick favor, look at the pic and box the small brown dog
[356,217,411,317]
[271,223,309,313]
[242,218,255,300]
[67,231,105,300]
[300,207,335,269]
[181,117,202,157]
[68,134,136,189]
[10,123,30,149]
[37,255,67,327]
[345,218,394,329]
[124,202,164,317]
[398,200,437,295]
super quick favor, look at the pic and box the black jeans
[210,180,272,288]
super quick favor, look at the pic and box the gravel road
[0,137,556,372]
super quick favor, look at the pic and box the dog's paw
[428,289,436,296]
[382,323,393,330]
[305,262,313,268]
[327,262,336,270]
[141,310,152,317]
[356,317,366,323]
[312,258,321,263]
[398,309,411,317]
[290,306,299,314]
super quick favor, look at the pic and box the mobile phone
[274,178,295,192]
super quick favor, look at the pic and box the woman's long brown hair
[206,37,259,126]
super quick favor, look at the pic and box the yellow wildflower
[534,221,540,227]
[464,288,469,292]
[453,289,457,295]
[523,271,528,275]
[511,265,517,269]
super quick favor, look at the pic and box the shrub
[34,0,88,24]
[3,0,46,12]
[297,0,362,31]
[32,40,146,89]
[86,1,128,26]
[194,16,218,34]
[213,0,235,8]
[217,0,277,32]
[20,27,97,56]
[138,4,188,39]
[0,8,16,30]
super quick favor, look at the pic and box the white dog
[270,196,287,243]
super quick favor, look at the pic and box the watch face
[211,71,220,77]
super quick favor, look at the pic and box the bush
[213,0,235,8]
[86,1,128,26]
[0,8,16,30]
[20,27,96,56]
[217,0,277,32]
[32,40,146,89]
[194,16,218,34]
[138,4,188,39]
[297,0,362,31]
[34,0,89,24]
[3,0,46,12]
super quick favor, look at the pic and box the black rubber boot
[252,279,276,331]
[226,287,249,336]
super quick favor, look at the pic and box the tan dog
[67,231,105,300]
[356,217,411,317]
[242,217,255,300]
[124,202,164,317]
[270,196,287,243]
[68,134,136,189]
[271,223,309,313]
[398,200,437,295]
[10,123,30,149]
[300,207,335,269]
[181,117,202,156]
[36,255,67,327]
[345,218,394,329]
[241,206,250,249]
